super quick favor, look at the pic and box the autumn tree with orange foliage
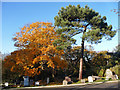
[4,22,67,77]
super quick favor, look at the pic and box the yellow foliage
[4,22,67,77]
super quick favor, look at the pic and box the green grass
[73,81,81,84]
[72,77,118,84]
[94,77,116,83]
[94,79,106,82]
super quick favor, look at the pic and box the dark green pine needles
[53,4,116,50]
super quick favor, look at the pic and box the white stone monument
[35,81,39,86]
[105,69,113,80]
[5,82,8,87]
[88,76,93,83]
[23,76,29,86]
[115,75,118,80]
[63,80,67,85]
[47,77,49,84]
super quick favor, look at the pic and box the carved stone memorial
[30,79,34,86]
[23,76,29,86]
[63,80,67,85]
[65,76,72,84]
[47,77,49,84]
[35,81,39,86]
[88,76,93,83]
[105,69,113,80]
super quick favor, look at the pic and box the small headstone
[35,81,39,86]
[63,80,67,85]
[17,85,20,87]
[88,76,93,83]
[81,79,85,83]
[23,76,29,86]
[115,75,118,80]
[65,76,71,82]
[20,81,24,86]
[30,79,34,86]
[65,76,72,84]
[47,77,49,84]
[4,82,8,87]
[105,69,113,80]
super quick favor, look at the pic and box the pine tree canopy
[54,4,116,50]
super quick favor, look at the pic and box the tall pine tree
[54,4,116,80]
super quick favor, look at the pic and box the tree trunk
[79,38,84,80]
[79,26,86,80]
[79,58,83,80]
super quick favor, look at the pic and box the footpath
[3,80,120,90]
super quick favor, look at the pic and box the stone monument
[65,76,72,84]
[4,82,8,87]
[88,76,93,83]
[35,81,39,86]
[105,69,113,80]
[63,80,67,85]
[47,77,49,84]
[115,74,118,80]
[30,79,34,86]
[23,76,29,86]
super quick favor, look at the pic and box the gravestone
[20,81,24,86]
[23,76,29,86]
[65,76,71,82]
[47,77,49,84]
[81,79,85,83]
[35,81,39,86]
[4,82,8,87]
[115,75,118,80]
[105,69,113,80]
[30,79,34,86]
[88,76,93,83]
[63,80,67,85]
[65,76,72,84]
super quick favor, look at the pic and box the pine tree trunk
[79,26,86,80]
[79,58,83,80]
[79,38,84,80]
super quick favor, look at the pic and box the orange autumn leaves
[13,22,57,48]
[4,22,67,77]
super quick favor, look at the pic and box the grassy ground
[72,77,116,84]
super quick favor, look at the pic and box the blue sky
[2,2,118,54]
[1,0,119,2]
